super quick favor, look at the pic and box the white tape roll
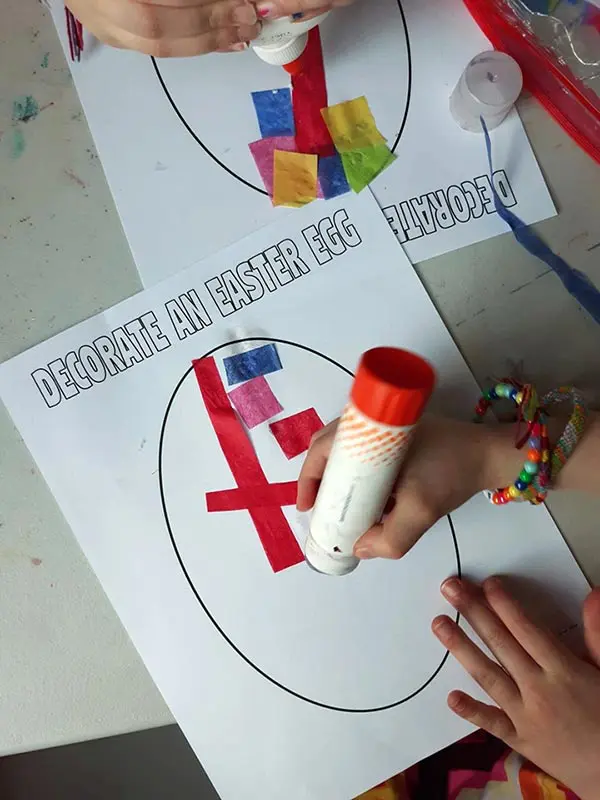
[450,51,523,133]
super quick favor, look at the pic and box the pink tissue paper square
[249,136,324,200]
[228,376,283,429]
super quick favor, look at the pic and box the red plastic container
[463,0,600,163]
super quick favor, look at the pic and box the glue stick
[252,12,330,68]
[304,348,436,576]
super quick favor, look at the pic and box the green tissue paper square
[341,144,397,193]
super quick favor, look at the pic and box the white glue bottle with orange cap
[304,347,436,576]
[252,12,330,71]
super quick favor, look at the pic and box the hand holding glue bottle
[252,9,330,68]
[302,347,436,576]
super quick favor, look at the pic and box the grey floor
[0,726,220,799]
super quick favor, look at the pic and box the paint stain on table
[9,129,26,160]
[63,168,86,189]
[41,52,50,69]
[12,95,40,124]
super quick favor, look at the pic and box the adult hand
[433,577,600,800]
[297,415,523,561]
[65,0,262,57]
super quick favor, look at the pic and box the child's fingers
[447,691,517,745]
[127,0,259,36]
[482,577,575,674]
[583,588,600,669]
[296,422,336,511]
[291,7,330,21]
[103,21,260,55]
[432,615,521,711]
[66,0,262,56]
[255,0,350,20]
[353,481,437,560]
[441,579,540,681]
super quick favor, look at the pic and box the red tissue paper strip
[206,481,298,512]
[291,28,336,157]
[193,357,304,573]
[269,408,325,460]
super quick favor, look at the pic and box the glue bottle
[449,51,523,132]
[304,347,436,576]
[252,11,330,69]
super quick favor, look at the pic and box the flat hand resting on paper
[433,577,600,800]
[297,412,600,561]
[65,0,355,57]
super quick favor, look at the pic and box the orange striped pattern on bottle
[337,405,411,466]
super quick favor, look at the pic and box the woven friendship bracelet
[541,386,588,484]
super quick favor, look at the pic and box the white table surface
[1,0,600,757]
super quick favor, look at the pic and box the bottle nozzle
[304,533,360,576]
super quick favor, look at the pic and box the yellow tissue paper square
[321,96,386,153]
[272,150,318,208]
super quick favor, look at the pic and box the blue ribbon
[482,117,600,326]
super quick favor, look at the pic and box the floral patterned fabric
[356,733,580,800]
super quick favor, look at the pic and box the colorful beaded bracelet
[474,382,550,506]
[474,382,588,507]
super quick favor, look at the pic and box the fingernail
[292,11,304,19]
[441,578,461,600]
[234,4,258,24]
[354,546,374,560]
[432,616,452,637]
[256,2,276,17]
[228,41,249,51]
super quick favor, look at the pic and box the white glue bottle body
[304,347,436,576]
[252,12,330,67]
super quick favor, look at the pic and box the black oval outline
[158,338,461,713]
[150,0,413,197]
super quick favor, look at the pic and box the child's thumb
[583,587,600,668]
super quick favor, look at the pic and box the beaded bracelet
[474,381,550,505]
[474,382,588,507]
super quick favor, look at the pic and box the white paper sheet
[0,192,586,799]
[50,0,555,286]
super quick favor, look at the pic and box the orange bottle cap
[282,58,304,76]
[350,347,436,426]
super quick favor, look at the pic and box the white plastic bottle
[304,347,436,576]
[252,11,330,67]
[449,51,523,132]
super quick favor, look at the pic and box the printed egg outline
[158,337,461,713]
[150,0,412,196]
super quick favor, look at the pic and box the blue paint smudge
[41,52,50,68]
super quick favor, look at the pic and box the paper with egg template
[48,0,555,286]
[0,193,586,800]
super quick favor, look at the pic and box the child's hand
[253,0,354,21]
[433,577,600,800]
[65,0,356,56]
[65,0,262,56]
[297,415,522,560]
